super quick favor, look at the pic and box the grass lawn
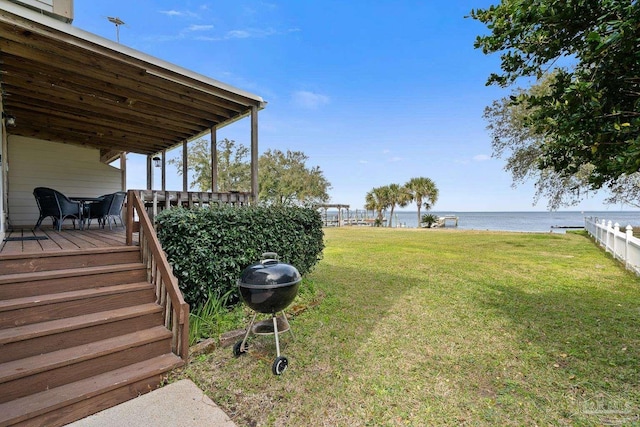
[175,227,640,426]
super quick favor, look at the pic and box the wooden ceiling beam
[0,34,250,114]
[9,126,166,154]
[0,49,241,120]
[0,10,264,156]
[0,12,262,107]
[100,149,124,164]
[3,80,207,137]
[12,104,191,143]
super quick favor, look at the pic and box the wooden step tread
[0,303,162,345]
[0,282,153,313]
[0,326,171,384]
[0,246,138,262]
[0,353,183,426]
[0,263,145,285]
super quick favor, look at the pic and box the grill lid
[238,252,301,289]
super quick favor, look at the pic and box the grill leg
[241,312,258,351]
[281,311,295,342]
[272,314,281,358]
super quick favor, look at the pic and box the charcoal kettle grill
[233,252,301,375]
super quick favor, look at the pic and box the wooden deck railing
[134,189,251,221]
[125,190,189,361]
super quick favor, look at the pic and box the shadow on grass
[479,280,640,419]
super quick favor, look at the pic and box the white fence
[584,217,640,276]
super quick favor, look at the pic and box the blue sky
[73,1,624,212]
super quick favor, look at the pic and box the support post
[182,141,188,192]
[250,105,259,204]
[120,153,127,192]
[161,149,166,191]
[211,127,218,192]
[146,155,153,190]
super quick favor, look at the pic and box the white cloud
[226,29,253,39]
[292,91,330,109]
[187,24,214,32]
[473,154,491,162]
[158,10,200,18]
[388,156,403,162]
[359,160,369,164]
[196,28,279,42]
[193,27,300,42]
[159,10,182,17]
[226,27,296,39]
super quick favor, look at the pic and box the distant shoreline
[320,211,639,233]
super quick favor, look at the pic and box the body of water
[343,211,640,233]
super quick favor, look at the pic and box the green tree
[364,186,390,227]
[217,138,251,192]
[258,149,331,206]
[484,74,595,209]
[386,183,412,227]
[406,177,439,226]
[171,142,331,206]
[605,175,640,208]
[168,138,250,192]
[485,73,640,209]
[471,1,640,189]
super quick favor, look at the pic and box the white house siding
[14,0,54,10]
[9,0,74,22]
[1,121,5,239]
[7,136,122,228]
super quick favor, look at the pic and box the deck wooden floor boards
[0,227,137,255]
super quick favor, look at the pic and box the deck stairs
[0,246,184,426]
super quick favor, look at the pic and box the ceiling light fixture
[2,112,16,127]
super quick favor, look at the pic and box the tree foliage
[385,184,412,227]
[605,174,640,208]
[406,177,439,226]
[365,178,439,227]
[168,138,250,192]
[485,74,596,209]
[486,72,640,209]
[364,186,390,226]
[171,140,331,206]
[471,1,640,188]
[258,149,331,206]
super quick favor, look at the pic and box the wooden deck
[0,226,137,255]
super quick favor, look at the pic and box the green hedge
[155,205,324,309]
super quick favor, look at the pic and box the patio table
[69,196,103,229]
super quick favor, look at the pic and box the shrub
[421,213,439,228]
[188,289,244,345]
[155,205,324,309]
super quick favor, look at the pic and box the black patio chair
[33,187,84,231]
[85,194,109,229]
[88,191,126,230]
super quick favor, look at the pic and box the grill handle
[261,252,279,265]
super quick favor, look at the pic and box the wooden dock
[436,216,458,227]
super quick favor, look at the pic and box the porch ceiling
[0,3,265,156]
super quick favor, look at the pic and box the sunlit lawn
[175,227,640,426]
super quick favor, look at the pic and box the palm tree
[386,183,412,227]
[406,177,439,226]
[364,186,390,226]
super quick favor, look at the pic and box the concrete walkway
[67,379,237,427]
